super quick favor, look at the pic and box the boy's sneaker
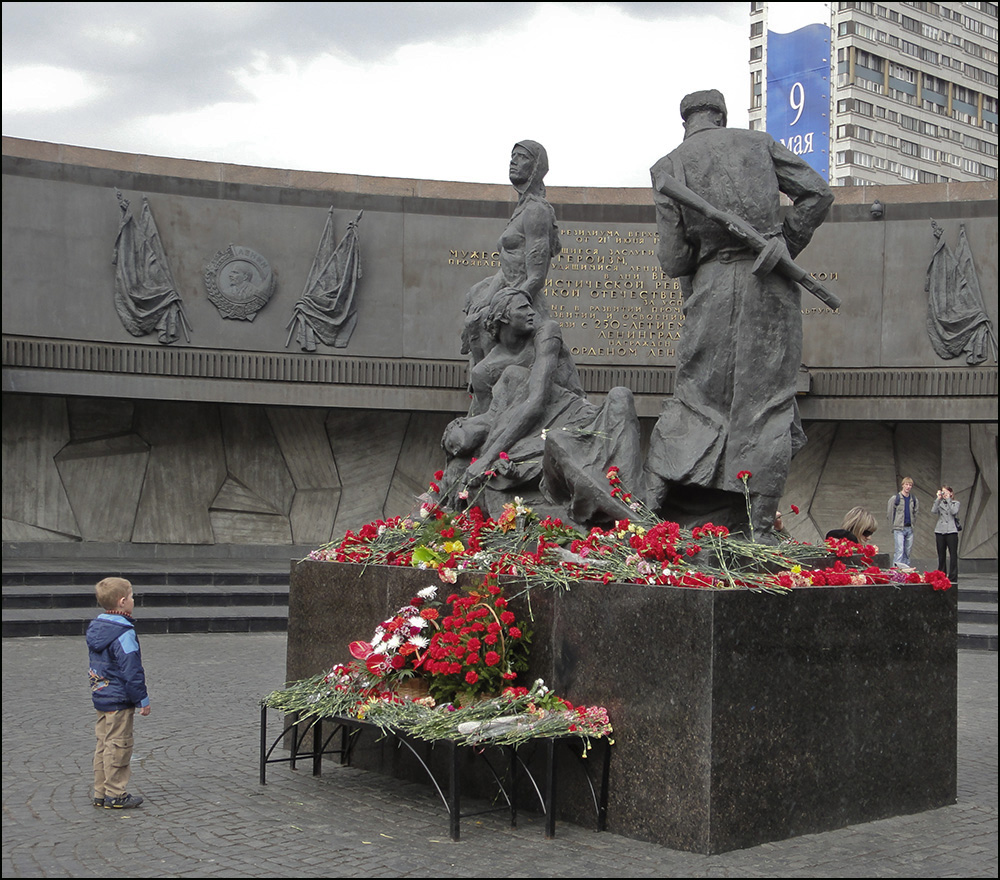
[92,796,104,807]
[104,793,143,809]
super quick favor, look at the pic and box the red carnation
[465,670,479,685]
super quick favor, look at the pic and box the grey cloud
[3,2,550,118]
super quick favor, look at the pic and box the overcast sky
[2,1,829,188]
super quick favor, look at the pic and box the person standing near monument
[888,477,919,570]
[931,485,960,583]
[643,89,833,542]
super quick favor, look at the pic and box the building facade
[749,1,998,186]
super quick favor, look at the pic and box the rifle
[656,173,841,310]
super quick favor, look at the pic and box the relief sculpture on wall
[925,219,998,365]
[286,209,364,351]
[112,189,191,345]
[204,245,276,321]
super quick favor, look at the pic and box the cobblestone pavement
[3,633,996,879]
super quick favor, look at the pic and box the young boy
[87,577,151,809]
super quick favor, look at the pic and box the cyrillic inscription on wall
[447,225,839,365]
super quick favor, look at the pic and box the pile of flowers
[263,674,613,748]
[306,468,953,594]
[262,577,611,746]
[333,582,531,703]
[263,580,612,747]
[266,469,952,748]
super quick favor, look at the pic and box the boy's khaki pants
[93,708,135,799]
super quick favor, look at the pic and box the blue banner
[767,23,830,179]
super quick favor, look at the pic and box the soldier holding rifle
[643,89,834,542]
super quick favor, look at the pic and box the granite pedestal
[286,560,957,854]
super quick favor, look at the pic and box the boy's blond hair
[95,577,132,610]
[901,477,914,487]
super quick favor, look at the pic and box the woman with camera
[931,486,961,584]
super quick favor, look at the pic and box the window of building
[871,158,900,176]
[962,15,983,36]
[953,84,976,104]
[900,139,919,156]
[889,62,916,82]
[967,64,999,86]
[750,45,763,61]
[751,21,764,37]
[856,49,885,71]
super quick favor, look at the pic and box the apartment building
[749,1,998,185]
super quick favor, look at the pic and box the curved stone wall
[2,137,996,560]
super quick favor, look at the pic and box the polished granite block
[287,561,957,853]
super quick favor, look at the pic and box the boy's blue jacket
[87,613,150,711]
